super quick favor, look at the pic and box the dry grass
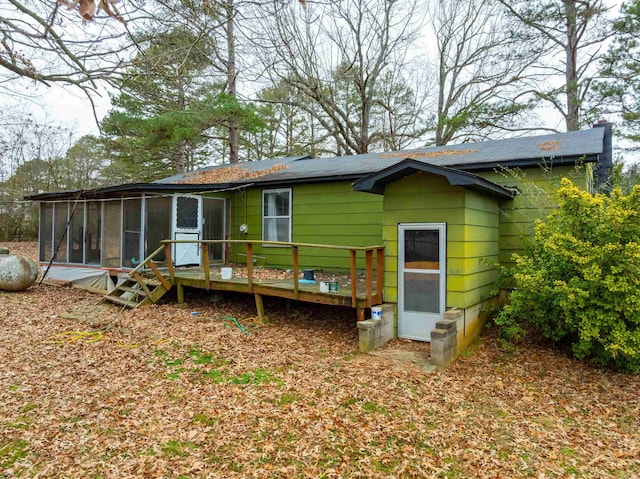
[1,243,639,478]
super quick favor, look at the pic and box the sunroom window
[53,202,68,263]
[262,188,291,243]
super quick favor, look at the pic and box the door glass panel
[176,197,198,229]
[404,229,439,270]
[403,272,440,313]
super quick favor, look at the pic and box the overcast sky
[2,0,627,151]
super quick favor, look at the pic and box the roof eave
[353,159,514,200]
[24,182,237,201]
[455,154,599,172]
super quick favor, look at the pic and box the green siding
[480,164,591,266]
[209,162,590,308]
[228,182,383,271]
[382,173,500,310]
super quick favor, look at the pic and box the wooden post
[365,249,373,307]
[254,293,267,324]
[246,242,253,291]
[177,284,185,304]
[164,243,175,282]
[376,247,384,304]
[292,245,299,298]
[350,249,357,308]
[202,243,210,289]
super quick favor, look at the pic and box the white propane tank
[0,249,38,291]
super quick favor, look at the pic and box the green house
[26,122,613,348]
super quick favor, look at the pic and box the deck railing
[133,240,385,308]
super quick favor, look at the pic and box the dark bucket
[303,269,315,281]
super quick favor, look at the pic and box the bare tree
[0,0,132,95]
[251,0,427,155]
[0,114,77,240]
[496,0,612,131]
[429,0,546,146]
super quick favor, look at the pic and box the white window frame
[262,188,292,244]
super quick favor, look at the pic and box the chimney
[592,119,613,192]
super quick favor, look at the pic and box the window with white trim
[262,188,291,243]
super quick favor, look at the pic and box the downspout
[593,119,613,193]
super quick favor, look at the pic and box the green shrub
[495,178,640,372]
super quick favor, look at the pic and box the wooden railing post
[202,242,210,288]
[365,249,373,307]
[246,242,254,291]
[164,243,175,282]
[292,245,299,298]
[350,249,357,308]
[376,247,384,304]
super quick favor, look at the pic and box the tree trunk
[564,0,580,131]
[226,0,239,164]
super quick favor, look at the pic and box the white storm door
[173,195,201,266]
[398,223,446,342]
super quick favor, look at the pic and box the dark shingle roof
[26,127,606,200]
[158,128,605,187]
[154,155,310,184]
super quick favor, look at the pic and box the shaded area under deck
[169,265,380,310]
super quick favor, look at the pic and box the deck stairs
[104,273,173,309]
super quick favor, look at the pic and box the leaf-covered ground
[1,243,639,478]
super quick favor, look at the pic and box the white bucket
[319,281,330,293]
[221,267,233,280]
[371,306,382,320]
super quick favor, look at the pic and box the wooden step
[117,285,149,297]
[104,295,141,308]
[103,274,173,309]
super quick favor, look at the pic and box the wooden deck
[106,240,385,320]
[166,265,379,310]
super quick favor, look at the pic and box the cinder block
[430,328,449,340]
[380,304,396,342]
[357,319,376,331]
[430,327,457,367]
[444,309,463,321]
[431,340,446,356]
[380,304,395,320]
[359,337,377,352]
[435,318,457,331]
[357,304,396,352]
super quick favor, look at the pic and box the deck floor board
[147,265,378,307]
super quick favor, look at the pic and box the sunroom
[33,185,228,291]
